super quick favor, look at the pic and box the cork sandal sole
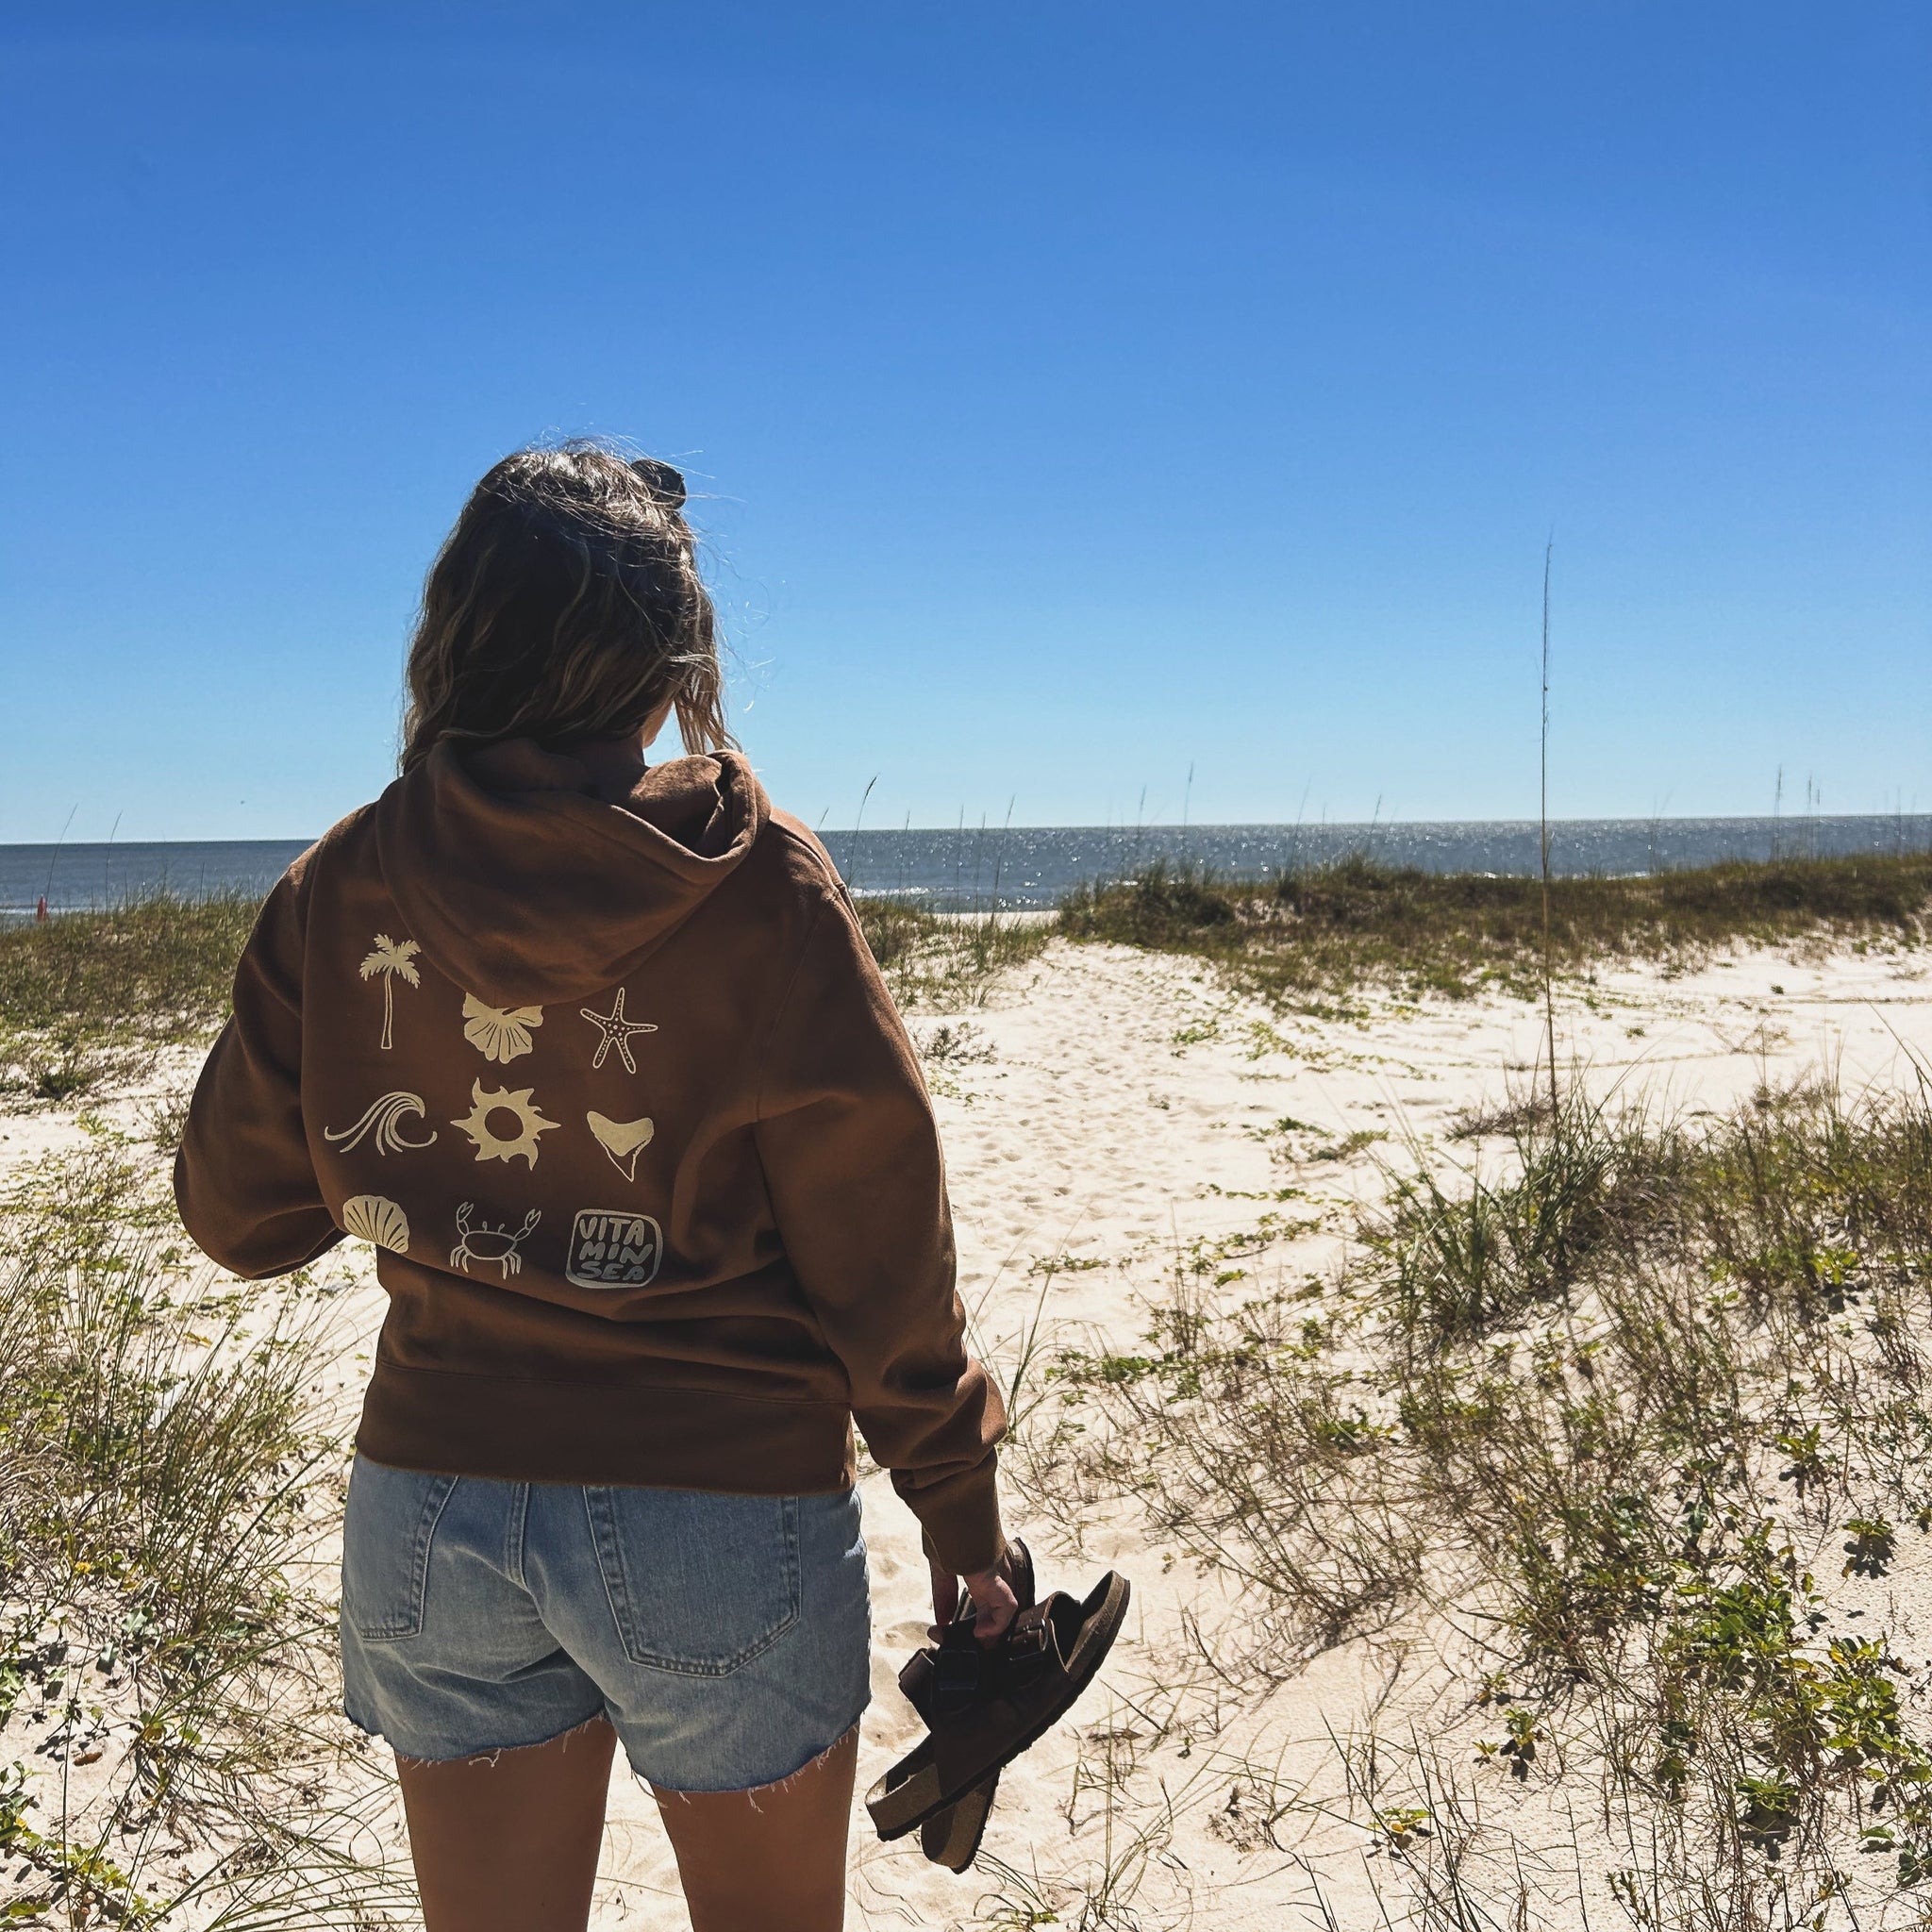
[920,1770,1000,1872]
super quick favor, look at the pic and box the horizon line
[5,808,1931,851]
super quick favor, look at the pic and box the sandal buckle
[1002,1606,1054,1680]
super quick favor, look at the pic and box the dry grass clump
[0,1146,401,1924]
[0,894,259,1102]
[854,898,1052,1008]
[1039,1070,1932,1910]
[1058,852,1932,1007]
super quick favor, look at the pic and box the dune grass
[1032,1066,1932,1910]
[852,897,1053,1009]
[1058,852,1932,1008]
[0,893,260,1102]
[0,1143,403,1925]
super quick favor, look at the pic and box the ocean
[4,816,1928,919]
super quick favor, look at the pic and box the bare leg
[652,1724,858,1932]
[396,1717,617,1932]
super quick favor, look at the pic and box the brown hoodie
[174,741,1006,1574]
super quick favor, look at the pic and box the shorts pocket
[583,1487,801,1676]
[341,1457,460,1641]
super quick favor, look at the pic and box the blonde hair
[400,441,731,773]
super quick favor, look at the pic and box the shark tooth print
[452,1079,559,1168]
[460,993,543,1064]
[579,988,658,1074]
[359,934,422,1052]
[587,1111,655,1182]
[325,1091,438,1155]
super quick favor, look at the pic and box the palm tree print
[359,934,422,1051]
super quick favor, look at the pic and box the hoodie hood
[373,738,770,1007]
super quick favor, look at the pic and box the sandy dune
[6,933,1931,1926]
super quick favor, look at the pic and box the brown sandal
[899,1541,1036,1871]
[868,1561,1131,1847]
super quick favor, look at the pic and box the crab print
[448,1203,541,1279]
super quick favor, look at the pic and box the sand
[6,933,1932,1927]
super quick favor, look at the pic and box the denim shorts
[339,1455,872,1792]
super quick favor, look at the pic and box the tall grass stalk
[1540,538,1560,1126]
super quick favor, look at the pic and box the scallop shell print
[341,1194,410,1254]
[461,993,544,1064]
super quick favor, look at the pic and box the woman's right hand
[928,1541,1024,1646]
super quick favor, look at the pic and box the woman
[175,443,1019,1932]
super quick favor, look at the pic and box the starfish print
[579,987,658,1074]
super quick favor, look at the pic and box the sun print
[452,1079,559,1167]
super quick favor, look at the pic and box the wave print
[325,1091,439,1156]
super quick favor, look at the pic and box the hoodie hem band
[355,1360,858,1496]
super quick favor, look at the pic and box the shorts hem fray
[342,1699,609,1767]
[643,1695,870,1801]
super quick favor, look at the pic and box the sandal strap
[930,1625,984,1717]
[898,1539,1047,1724]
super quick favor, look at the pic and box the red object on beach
[35,896,48,923]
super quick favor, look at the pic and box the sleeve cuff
[896,1452,1004,1576]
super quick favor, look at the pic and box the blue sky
[3,2,1926,841]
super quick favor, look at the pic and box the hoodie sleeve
[754,889,1007,1576]
[175,862,342,1279]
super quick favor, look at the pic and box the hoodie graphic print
[175,741,1006,1575]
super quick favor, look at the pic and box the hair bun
[629,457,687,513]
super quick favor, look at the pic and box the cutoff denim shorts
[339,1454,872,1793]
